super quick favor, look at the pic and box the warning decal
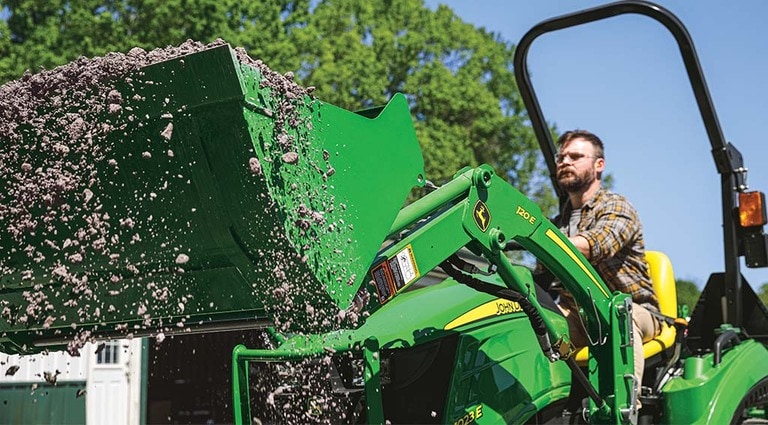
[371,262,394,303]
[370,245,420,304]
[390,245,419,290]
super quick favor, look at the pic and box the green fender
[662,339,768,424]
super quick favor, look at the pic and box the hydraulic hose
[439,255,607,410]
[439,256,552,356]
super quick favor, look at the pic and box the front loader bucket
[0,44,424,353]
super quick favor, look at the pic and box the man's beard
[557,167,595,193]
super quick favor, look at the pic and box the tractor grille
[248,356,362,425]
[247,334,458,424]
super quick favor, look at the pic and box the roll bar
[512,0,744,326]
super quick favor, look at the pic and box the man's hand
[569,235,591,259]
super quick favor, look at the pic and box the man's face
[556,138,604,193]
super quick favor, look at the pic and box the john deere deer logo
[473,200,491,232]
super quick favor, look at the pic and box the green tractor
[2,1,768,424]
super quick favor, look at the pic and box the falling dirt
[0,40,240,352]
[0,38,366,424]
[4,365,20,376]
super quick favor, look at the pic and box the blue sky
[425,0,768,289]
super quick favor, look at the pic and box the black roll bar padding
[512,0,743,327]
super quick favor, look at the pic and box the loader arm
[232,164,636,424]
[364,165,635,423]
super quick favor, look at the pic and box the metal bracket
[585,287,608,346]
[734,166,749,192]
[617,297,635,349]
[621,374,639,425]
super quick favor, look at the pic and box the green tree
[297,1,549,202]
[0,0,296,80]
[676,279,700,317]
[0,0,556,213]
[758,282,768,307]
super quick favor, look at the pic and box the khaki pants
[558,297,660,388]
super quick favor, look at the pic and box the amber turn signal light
[739,191,767,227]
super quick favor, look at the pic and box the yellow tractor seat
[574,250,678,365]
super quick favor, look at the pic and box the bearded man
[551,129,660,405]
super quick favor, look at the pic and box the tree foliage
[675,279,700,317]
[758,282,768,308]
[0,0,556,212]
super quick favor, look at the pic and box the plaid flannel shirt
[555,189,659,310]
